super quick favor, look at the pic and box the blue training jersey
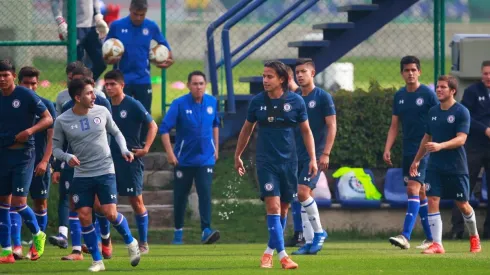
[295,87,336,161]
[110,96,153,154]
[106,16,171,85]
[159,93,220,167]
[247,91,308,164]
[34,97,56,162]
[0,85,47,149]
[393,84,438,156]
[426,102,470,174]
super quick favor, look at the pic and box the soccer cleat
[171,230,183,245]
[422,243,445,254]
[139,242,149,255]
[61,251,84,261]
[88,260,106,272]
[286,231,305,247]
[102,239,113,259]
[127,239,141,267]
[12,246,24,260]
[49,235,68,249]
[260,253,273,268]
[201,228,220,244]
[82,243,102,254]
[416,239,433,250]
[470,235,482,253]
[292,243,312,255]
[31,231,46,260]
[309,230,327,254]
[389,235,410,249]
[280,256,298,269]
[0,250,15,264]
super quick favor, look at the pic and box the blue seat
[483,172,488,203]
[335,169,381,208]
[315,199,332,208]
[383,168,407,208]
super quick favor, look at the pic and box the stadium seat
[482,172,488,203]
[383,168,407,208]
[335,169,381,209]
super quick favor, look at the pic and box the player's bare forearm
[440,133,467,150]
[299,121,316,161]
[41,128,54,164]
[29,111,53,135]
[234,121,255,159]
[213,127,219,154]
[324,115,337,155]
[143,121,158,152]
[414,134,431,162]
[384,115,399,152]
[161,133,175,157]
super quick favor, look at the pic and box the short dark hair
[104,70,125,83]
[65,61,85,75]
[0,59,15,74]
[130,0,148,10]
[187,70,207,83]
[72,66,93,79]
[438,75,458,94]
[264,60,289,92]
[68,77,95,101]
[18,66,40,82]
[295,58,315,69]
[481,60,490,69]
[400,55,421,72]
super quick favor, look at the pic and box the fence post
[161,0,167,114]
[433,0,440,83]
[67,0,77,63]
[440,0,445,75]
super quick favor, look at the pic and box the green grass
[2,242,489,274]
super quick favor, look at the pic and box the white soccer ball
[102,38,124,60]
[149,39,169,63]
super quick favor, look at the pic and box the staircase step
[263,58,299,67]
[288,40,330,58]
[144,170,173,190]
[118,204,173,227]
[337,4,379,22]
[142,152,172,171]
[239,76,263,83]
[312,22,355,41]
[118,190,173,205]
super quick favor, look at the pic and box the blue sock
[10,210,22,247]
[34,209,48,232]
[81,225,102,261]
[14,205,40,234]
[69,212,82,249]
[135,211,149,243]
[96,213,110,239]
[267,214,285,253]
[402,195,420,240]
[94,218,101,243]
[292,200,303,232]
[280,217,287,231]
[419,198,433,241]
[111,213,134,245]
[58,193,69,229]
[0,204,12,249]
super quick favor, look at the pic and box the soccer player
[160,71,220,245]
[0,60,52,263]
[9,67,56,260]
[104,70,158,253]
[51,0,109,80]
[410,75,482,254]
[234,61,318,269]
[385,56,437,250]
[53,77,140,271]
[286,66,300,93]
[291,58,335,255]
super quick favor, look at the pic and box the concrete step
[118,190,173,205]
[118,204,174,227]
[144,170,173,190]
[142,152,173,171]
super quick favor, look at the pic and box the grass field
[2,242,489,274]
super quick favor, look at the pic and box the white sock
[59,226,68,239]
[73,245,82,252]
[301,206,313,244]
[278,250,287,260]
[428,213,442,245]
[101,233,110,240]
[3,246,12,251]
[301,197,323,233]
[462,210,478,236]
[264,246,274,255]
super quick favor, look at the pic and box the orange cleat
[260,253,273,268]
[102,240,112,259]
[61,252,84,261]
[280,256,298,269]
[470,235,482,253]
[29,245,40,261]
[422,243,445,254]
[12,246,23,260]
[0,251,15,264]
[82,243,101,254]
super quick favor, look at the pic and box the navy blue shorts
[257,161,298,203]
[115,157,144,196]
[0,148,35,197]
[402,154,428,185]
[59,163,74,197]
[123,84,152,114]
[425,171,470,201]
[30,160,51,199]
[71,174,118,209]
[297,160,321,190]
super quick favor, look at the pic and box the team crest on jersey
[207,106,213,114]
[72,194,79,203]
[308,100,316,108]
[403,176,408,183]
[93,117,101,124]
[447,115,455,123]
[267,117,274,122]
[264,182,274,191]
[120,110,127,118]
[283,103,292,112]
[142,28,149,35]
[176,170,183,179]
[65,181,70,190]
[12,99,21,108]
[349,176,365,194]
[425,183,431,191]
[416,97,424,106]
[61,162,65,169]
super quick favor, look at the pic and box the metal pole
[67,0,77,63]
[440,0,445,75]
[161,0,167,114]
[433,0,440,83]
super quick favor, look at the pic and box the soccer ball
[102,38,124,60]
[149,39,169,63]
